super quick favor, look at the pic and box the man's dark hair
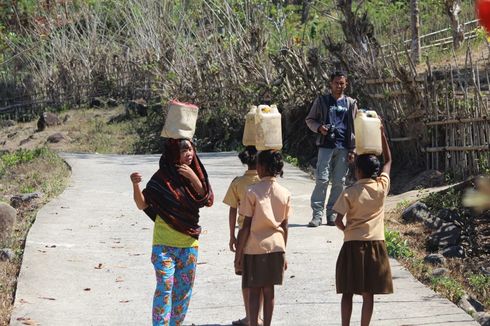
[330,71,347,81]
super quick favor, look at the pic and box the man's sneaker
[308,218,322,227]
[326,220,336,226]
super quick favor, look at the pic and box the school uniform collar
[244,170,258,176]
[356,177,376,185]
[261,176,276,182]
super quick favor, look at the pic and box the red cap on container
[170,99,199,110]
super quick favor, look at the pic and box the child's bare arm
[228,207,238,252]
[280,218,288,246]
[335,213,345,231]
[381,124,392,175]
[130,172,148,210]
[234,216,252,274]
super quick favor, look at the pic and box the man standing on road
[305,71,358,227]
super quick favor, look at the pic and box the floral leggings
[151,245,198,326]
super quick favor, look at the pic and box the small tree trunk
[445,0,464,49]
[410,0,421,64]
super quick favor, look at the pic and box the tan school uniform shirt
[239,176,292,255]
[223,170,260,228]
[333,172,390,242]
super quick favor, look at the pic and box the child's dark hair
[258,150,284,177]
[238,146,257,167]
[356,154,380,179]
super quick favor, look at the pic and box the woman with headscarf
[130,138,214,326]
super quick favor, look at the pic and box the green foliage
[385,229,413,259]
[0,148,50,176]
[283,153,299,167]
[430,276,465,302]
[467,273,490,299]
[422,187,462,211]
[395,199,411,211]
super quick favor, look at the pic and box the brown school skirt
[242,252,285,288]
[336,240,393,295]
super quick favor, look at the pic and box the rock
[37,112,61,131]
[431,268,449,277]
[63,114,71,123]
[424,253,446,265]
[0,203,16,242]
[0,120,15,128]
[47,133,65,143]
[0,248,15,262]
[402,202,431,223]
[441,245,464,258]
[467,296,485,312]
[10,192,42,208]
[399,169,445,192]
[458,295,476,315]
[126,98,148,117]
[436,208,459,223]
[426,223,461,250]
[107,98,118,107]
[90,97,103,108]
[19,138,31,146]
[424,216,443,230]
[476,312,490,326]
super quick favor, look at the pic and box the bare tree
[410,0,421,64]
[444,0,464,49]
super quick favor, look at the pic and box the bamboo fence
[362,48,489,178]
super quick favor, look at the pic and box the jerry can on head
[354,110,382,155]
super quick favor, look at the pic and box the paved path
[11,153,478,326]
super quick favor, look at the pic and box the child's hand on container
[229,236,237,252]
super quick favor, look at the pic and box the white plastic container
[354,110,382,155]
[255,104,282,151]
[161,100,199,139]
[242,105,257,146]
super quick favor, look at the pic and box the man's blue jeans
[310,147,349,222]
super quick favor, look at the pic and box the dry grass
[386,206,489,311]
[1,106,140,154]
[0,149,69,325]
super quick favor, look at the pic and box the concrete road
[10,153,478,326]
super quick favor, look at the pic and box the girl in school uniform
[333,126,393,326]
[234,150,291,326]
[223,146,262,326]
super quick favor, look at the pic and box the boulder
[436,208,459,223]
[126,98,148,117]
[441,245,464,258]
[399,169,445,192]
[431,268,449,277]
[0,120,15,128]
[19,137,31,146]
[10,192,42,208]
[424,216,443,230]
[476,312,490,326]
[90,97,103,108]
[37,112,61,131]
[424,253,446,265]
[426,223,461,250]
[107,98,118,107]
[47,133,65,143]
[0,203,16,242]
[401,202,431,223]
[0,248,15,262]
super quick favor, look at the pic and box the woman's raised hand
[130,172,143,184]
